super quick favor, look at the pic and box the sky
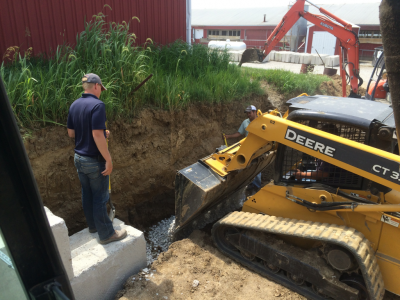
[192,0,381,9]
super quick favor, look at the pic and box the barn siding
[0,0,186,59]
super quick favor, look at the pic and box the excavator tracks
[212,211,385,300]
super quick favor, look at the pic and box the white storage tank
[208,40,246,51]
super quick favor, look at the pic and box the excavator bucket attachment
[173,150,275,240]
[239,48,263,66]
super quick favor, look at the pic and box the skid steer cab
[174,95,400,300]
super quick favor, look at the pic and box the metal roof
[192,2,380,27]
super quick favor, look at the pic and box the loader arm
[205,110,400,211]
[249,0,361,97]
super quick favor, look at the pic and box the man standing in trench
[224,105,262,191]
[67,73,127,244]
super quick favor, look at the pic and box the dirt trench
[25,74,359,234]
[25,95,273,234]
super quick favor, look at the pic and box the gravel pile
[145,215,175,265]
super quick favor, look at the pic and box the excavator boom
[239,0,362,97]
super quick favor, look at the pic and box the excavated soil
[26,95,273,234]
[25,76,399,299]
[116,230,306,300]
[25,74,365,234]
[317,74,366,97]
[117,230,399,300]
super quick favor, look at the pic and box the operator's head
[245,105,257,121]
[320,123,340,136]
[82,73,106,98]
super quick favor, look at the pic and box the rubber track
[214,211,385,300]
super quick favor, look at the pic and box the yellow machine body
[174,96,400,298]
[242,184,400,294]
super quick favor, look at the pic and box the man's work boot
[89,228,97,233]
[99,229,127,245]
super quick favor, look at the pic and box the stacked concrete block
[324,55,340,67]
[291,53,302,64]
[44,207,147,300]
[282,52,293,63]
[299,53,312,65]
[227,50,244,62]
[274,51,283,62]
[310,54,328,65]
[266,50,276,61]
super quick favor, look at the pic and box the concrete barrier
[291,53,302,64]
[274,51,283,62]
[324,55,340,67]
[227,50,244,62]
[311,53,328,65]
[45,208,147,300]
[282,52,293,63]
[266,50,276,61]
[44,207,74,280]
[299,53,312,65]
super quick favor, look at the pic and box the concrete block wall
[44,207,147,300]
[222,48,340,67]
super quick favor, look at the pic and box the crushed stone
[144,215,175,265]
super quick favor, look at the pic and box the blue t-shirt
[67,93,106,156]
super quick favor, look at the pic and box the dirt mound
[317,75,366,97]
[116,230,305,300]
[25,95,273,234]
[117,230,400,300]
[239,48,261,66]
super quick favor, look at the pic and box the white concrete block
[311,53,328,65]
[290,53,301,64]
[274,51,283,62]
[299,53,312,65]
[44,207,74,280]
[282,52,293,63]
[324,55,340,67]
[69,219,147,300]
[227,50,245,62]
[266,50,276,61]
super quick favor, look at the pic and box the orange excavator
[239,0,363,98]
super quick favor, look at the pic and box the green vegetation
[0,13,262,127]
[244,68,331,96]
[1,12,331,128]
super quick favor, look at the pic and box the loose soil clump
[118,230,400,300]
[116,230,306,300]
[317,74,366,97]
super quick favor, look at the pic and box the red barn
[0,0,191,59]
[192,2,381,60]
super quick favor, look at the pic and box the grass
[0,12,331,128]
[243,68,331,96]
[0,12,262,128]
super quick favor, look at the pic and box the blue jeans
[250,173,262,190]
[74,153,115,241]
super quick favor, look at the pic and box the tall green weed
[1,13,262,128]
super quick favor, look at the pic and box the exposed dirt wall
[25,95,273,234]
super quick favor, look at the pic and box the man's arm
[225,132,243,139]
[92,130,113,176]
[67,128,75,138]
